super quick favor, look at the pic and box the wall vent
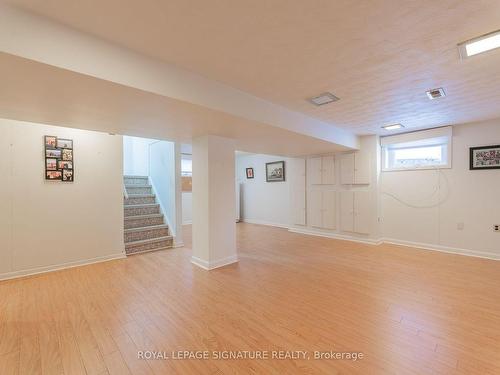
[426,88,446,100]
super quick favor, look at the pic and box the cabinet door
[354,191,371,234]
[307,157,322,185]
[340,191,354,232]
[354,151,370,184]
[308,189,323,228]
[322,156,335,185]
[290,158,306,225]
[340,153,355,185]
[322,190,336,229]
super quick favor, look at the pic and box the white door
[354,152,370,184]
[307,157,322,185]
[340,191,354,232]
[340,153,355,185]
[322,190,336,229]
[354,191,371,234]
[290,158,306,225]
[322,156,335,185]
[308,189,323,228]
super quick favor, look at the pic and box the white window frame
[381,126,452,172]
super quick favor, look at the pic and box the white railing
[123,183,128,199]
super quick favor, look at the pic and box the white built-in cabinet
[307,156,335,185]
[340,152,370,185]
[290,158,306,225]
[308,189,336,229]
[340,191,371,234]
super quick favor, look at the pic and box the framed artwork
[265,161,285,182]
[246,167,254,179]
[62,169,74,182]
[46,148,62,158]
[58,160,73,169]
[62,149,73,161]
[57,139,73,149]
[46,158,58,171]
[44,135,74,181]
[45,136,57,148]
[46,170,62,180]
[470,145,500,170]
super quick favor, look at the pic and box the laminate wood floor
[1,223,500,374]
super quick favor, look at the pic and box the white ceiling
[6,0,500,134]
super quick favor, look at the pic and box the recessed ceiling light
[458,29,500,58]
[382,124,404,131]
[426,88,446,100]
[308,92,339,106]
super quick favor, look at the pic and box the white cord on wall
[380,167,450,209]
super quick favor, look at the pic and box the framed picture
[46,158,58,171]
[58,160,73,169]
[265,161,285,182]
[62,149,73,161]
[46,170,62,180]
[62,169,74,182]
[57,139,73,149]
[45,136,57,148]
[46,148,62,158]
[44,135,74,182]
[246,167,254,179]
[470,145,500,170]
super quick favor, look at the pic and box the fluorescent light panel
[382,123,404,131]
[459,29,500,58]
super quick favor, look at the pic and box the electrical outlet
[457,222,464,230]
[495,225,500,232]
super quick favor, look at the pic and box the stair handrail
[123,182,129,199]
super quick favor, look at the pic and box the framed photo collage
[44,136,74,182]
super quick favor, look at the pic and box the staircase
[123,176,173,255]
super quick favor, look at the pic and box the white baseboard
[288,227,499,261]
[288,227,381,245]
[191,255,239,270]
[381,238,500,261]
[0,252,126,282]
[173,241,185,248]
[241,218,289,229]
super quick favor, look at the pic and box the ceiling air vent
[309,92,339,106]
[426,88,446,100]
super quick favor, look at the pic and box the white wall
[236,153,291,228]
[149,141,178,237]
[380,119,500,258]
[123,136,157,176]
[0,118,124,280]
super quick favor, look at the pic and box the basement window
[181,158,192,176]
[381,127,452,171]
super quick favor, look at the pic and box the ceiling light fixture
[458,29,500,58]
[382,123,404,131]
[426,88,446,100]
[308,92,339,106]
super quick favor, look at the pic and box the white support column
[191,135,237,270]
